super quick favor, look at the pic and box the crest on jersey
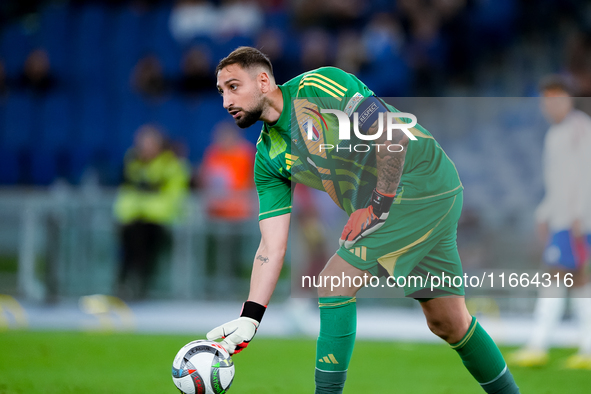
[301,106,327,143]
[303,118,320,141]
[294,100,327,141]
[293,99,329,159]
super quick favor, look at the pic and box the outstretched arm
[248,213,291,306]
[207,213,290,354]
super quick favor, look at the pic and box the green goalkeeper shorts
[336,192,464,298]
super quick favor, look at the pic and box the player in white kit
[510,76,591,369]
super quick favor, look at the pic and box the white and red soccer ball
[172,340,235,394]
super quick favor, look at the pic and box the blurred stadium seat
[70,4,108,90]
[107,6,143,99]
[37,93,72,150]
[151,96,187,139]
[38,4,69,79]
[76,92,109,150]
[114,93,149,155]
[149,6,183,76]
[0,23,32,77]
[185,97,224,163]
[2,92,35,151]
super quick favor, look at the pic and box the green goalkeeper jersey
[255,66,463,221]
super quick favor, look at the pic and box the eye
[230,84,237,91]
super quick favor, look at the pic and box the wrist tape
[240,301,267,323]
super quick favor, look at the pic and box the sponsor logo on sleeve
[344,92,364,117]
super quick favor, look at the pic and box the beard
[232,94,265,129]
[235,106,263,129]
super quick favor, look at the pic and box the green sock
[451,316,520,394]
[314,297,356,394]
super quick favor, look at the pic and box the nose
[222,94,232,110]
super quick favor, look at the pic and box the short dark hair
[215,46,274,77]
[539,74,573,95]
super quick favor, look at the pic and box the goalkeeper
[207,46,520,394]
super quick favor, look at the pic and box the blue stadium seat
[70,5,108,89]
[37,93,72,151]
[0,23,32,77]
[68,146,95,184]
[114,93,150,153]
[283,34,302,66]
[65,90,118,184]
[150,97,187,139]
[150,7,182,76]
[0,149,19,184]
[469,0,517,48]
[361,52,411,97]
[1,93,36,150]
[38,4,70,78]
[184,100,209,163]
[0,100,4,143]
[76,92,109,150]
[29,148,58,185]
[107,7,144,99]
[264,9,289,30]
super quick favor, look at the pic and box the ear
[258,71,272,94]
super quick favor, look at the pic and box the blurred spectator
[407,11,446,95]
[397,0,423,21]
[293,0,367,31]
[362,13,404,62]
[292,0,323,28]
[16,48,57,95]
[255,28,291,82]
[177,46,216,96]
[433,0,466,20]
[131,54,170,99]
[567,29,591,101]
[169,0,262,42]
[198,121,256,220]
[169,0,218,42]
[197,121,256,287]
[299,29,334,72]
[510,76,591,368]
[359,13,411,96]
[218,0,263,38]
[113,124,190,299]
[256,0,286,12]
[334,30,368,75]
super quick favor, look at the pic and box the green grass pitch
[0,331,589,393]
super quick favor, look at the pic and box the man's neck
[260,85,283,125]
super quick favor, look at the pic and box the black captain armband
[240,301,267,323]
[352,96,390,134]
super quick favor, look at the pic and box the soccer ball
[172,340,235,394]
